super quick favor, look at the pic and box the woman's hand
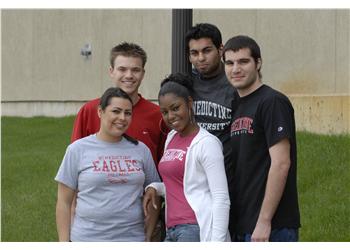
[56,183,75,241]
[143,187,158,217]
[143,187,160,242]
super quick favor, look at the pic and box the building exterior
[1,9,349,134]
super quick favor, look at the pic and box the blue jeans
[234,228,299,242]
[164,224,200,242]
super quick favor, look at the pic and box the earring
[189,108,194,124]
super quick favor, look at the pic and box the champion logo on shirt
[278,126,283,132]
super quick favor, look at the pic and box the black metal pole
[171,9,192,75]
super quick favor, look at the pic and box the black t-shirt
[229,84,300,234]
[191,68,236,172]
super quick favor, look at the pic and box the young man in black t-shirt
[223,35,300,241]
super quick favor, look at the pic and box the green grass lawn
[1,116,74,241]
[297,132,350,241]
[1,116,350,241]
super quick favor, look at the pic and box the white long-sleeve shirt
[148,127,231,241]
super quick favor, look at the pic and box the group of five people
[55,23,300,242]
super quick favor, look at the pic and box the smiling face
[109,55,145,102]
[224,48,262,97]
[159,93,195,136]
[98,97,132,142]
[188,37,223,78]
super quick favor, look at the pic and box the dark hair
[185,23,222,53]
[223,35,262,78]
[110,42,147,68]
[158,73,193,102]
[99,87,138,145]
[100,87,133,110]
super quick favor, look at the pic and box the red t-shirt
[158,131,199,228]
[71,95,167,164]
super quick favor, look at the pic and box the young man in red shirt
[71,42,166,165]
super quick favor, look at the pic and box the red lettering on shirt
[92,160,100,171]
[132,159,141,171]
[231,117,254,134]
[125,159,135,172]
[117,160,126,172]
[102,160,110,172]
[110,160,117,172]
[92,157,142,174]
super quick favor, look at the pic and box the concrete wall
[194,9,350,134]
[1,9,171,106]
[1,9,349,134]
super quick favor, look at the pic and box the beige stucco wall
[195,9,350,134]
[194,9,350,94]
[1,9,171,102]
[1,9,350,134]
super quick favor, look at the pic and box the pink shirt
[158,130,199,228]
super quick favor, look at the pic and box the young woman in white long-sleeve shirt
[143,73,231,242]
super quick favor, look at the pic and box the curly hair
[158,73,194,102]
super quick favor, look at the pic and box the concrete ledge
[1,96,349,134]
[288,94,349,135]
[1,101,85,117]
[0,99,160,118]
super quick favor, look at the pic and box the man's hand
[251,219,271,242]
